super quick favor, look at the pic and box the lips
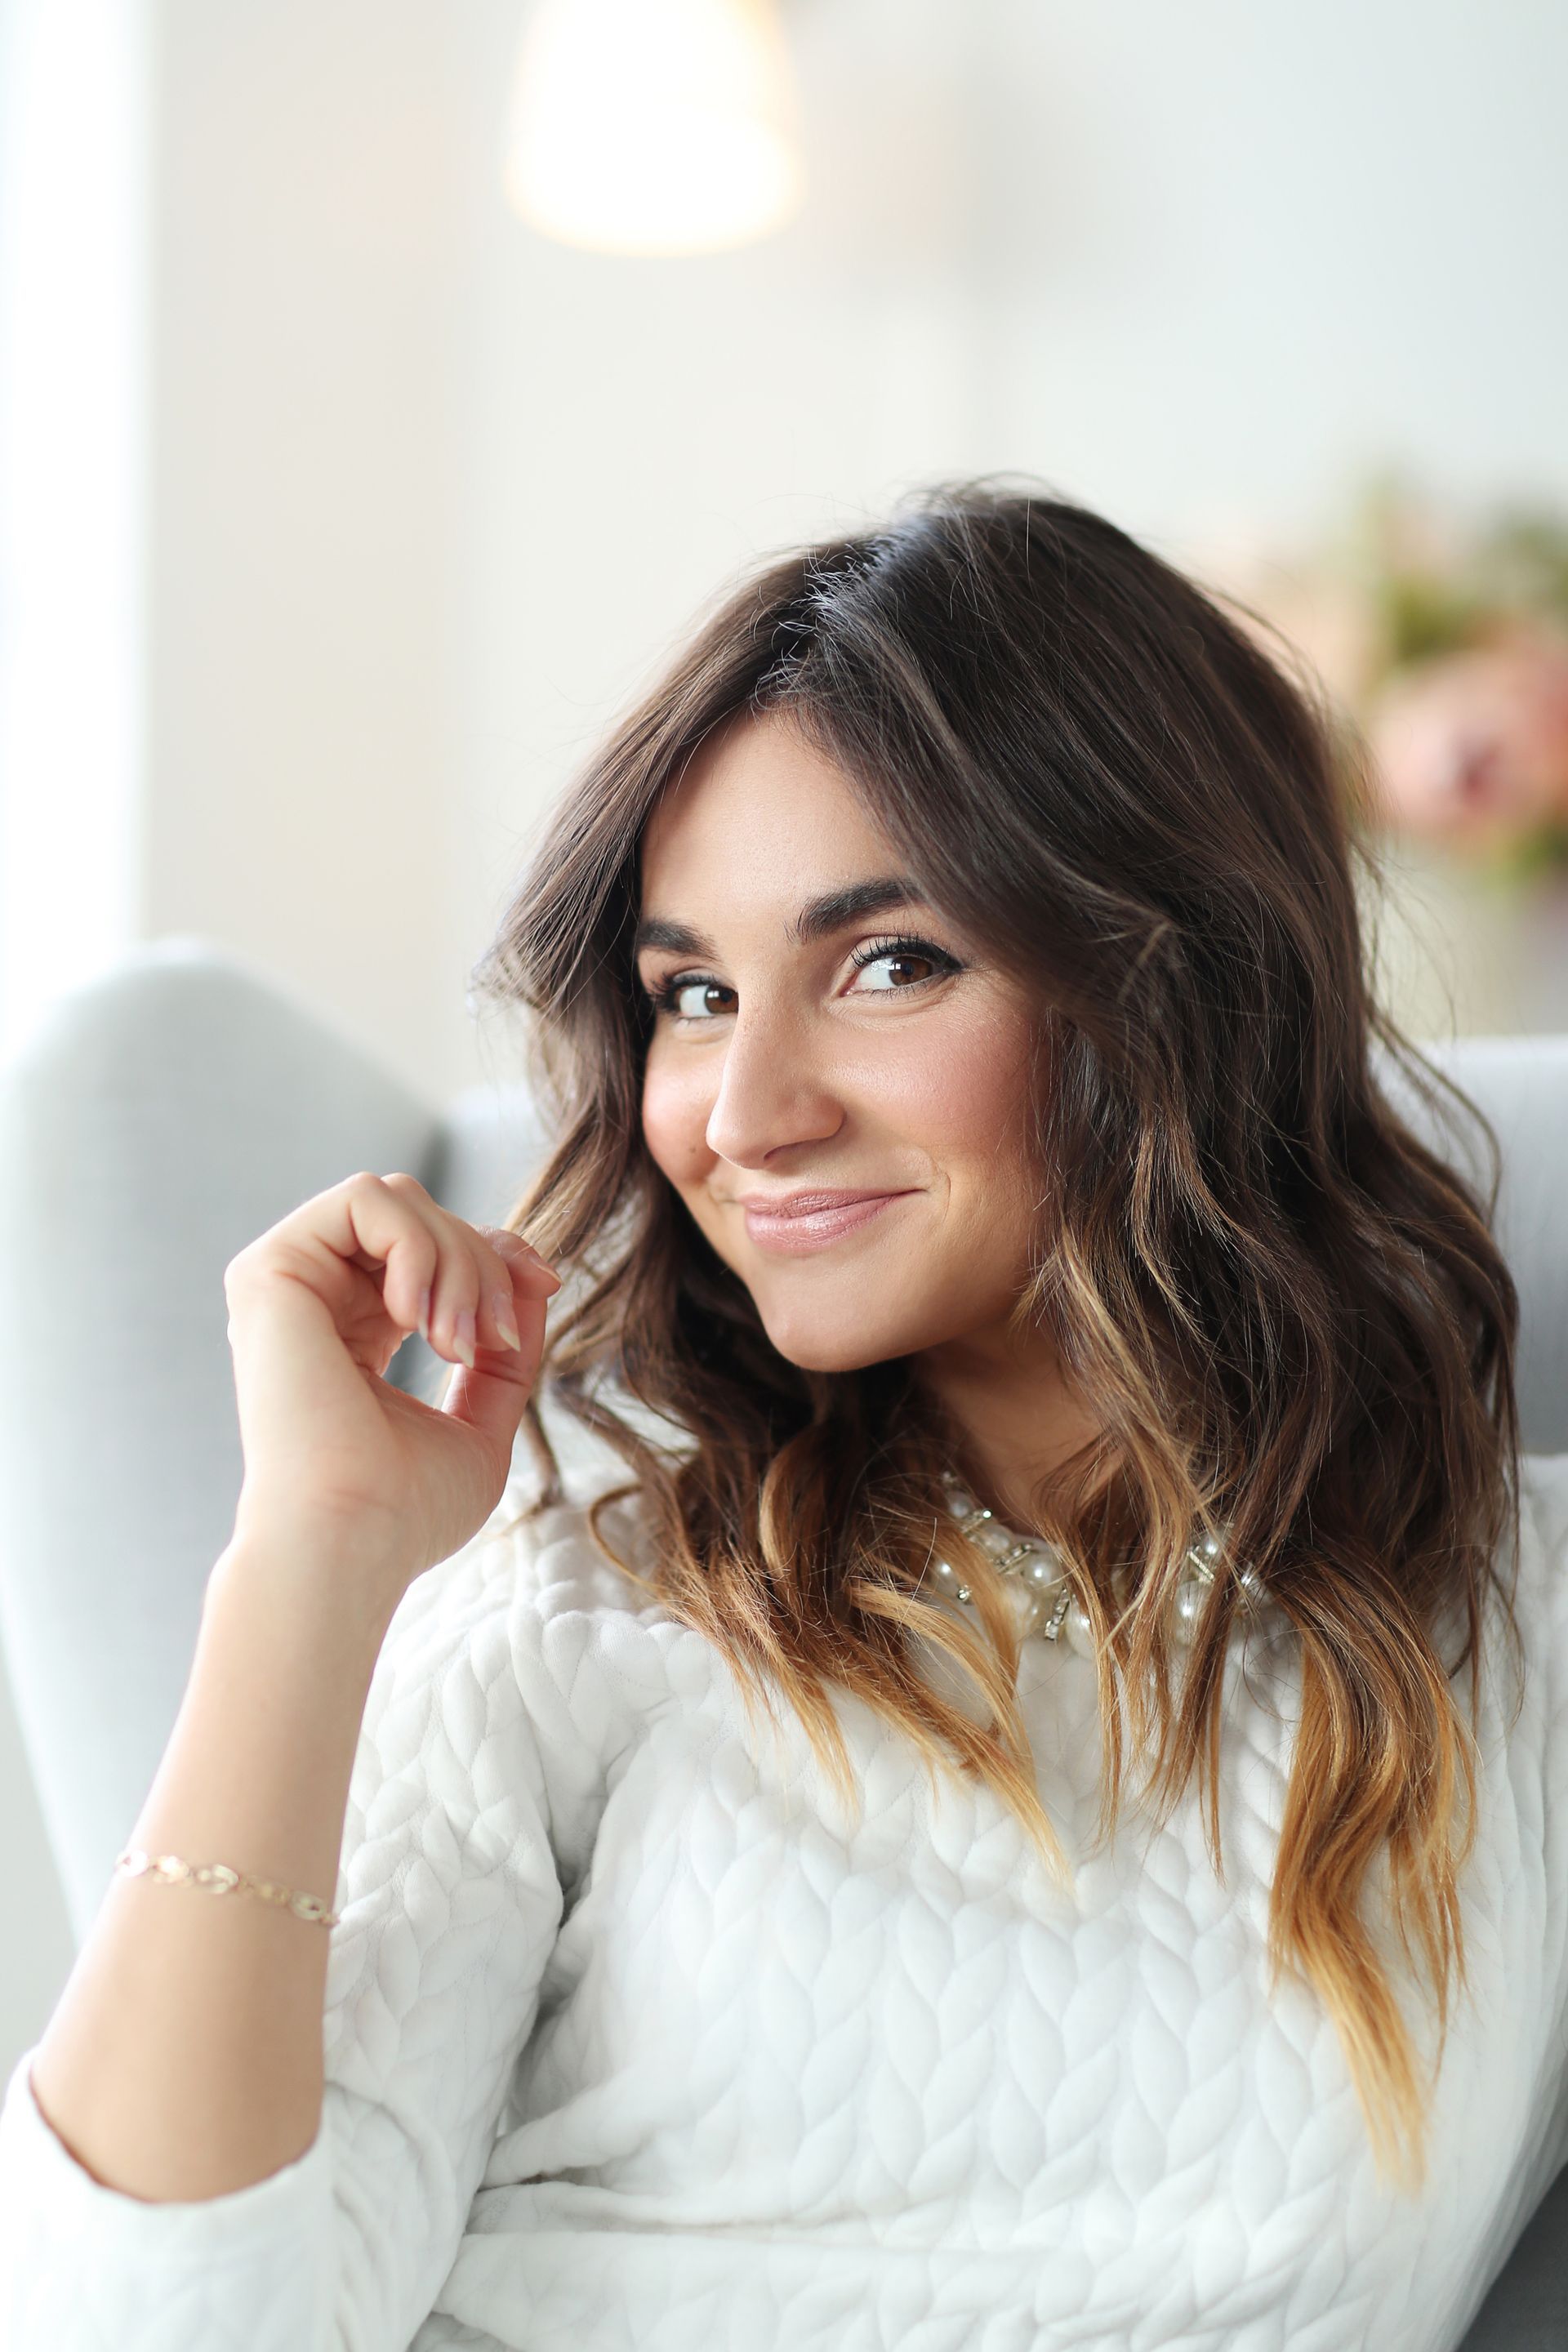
[739,1189,917,1254]
[738,1189,903,1219]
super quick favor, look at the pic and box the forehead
[638,710,895,902]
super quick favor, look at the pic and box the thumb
[437,1243,552,1450]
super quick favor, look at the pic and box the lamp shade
[504,0,804,256]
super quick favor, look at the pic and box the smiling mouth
[737,1188,906,1218]
[740,1191,917,1253]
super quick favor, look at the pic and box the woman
[2,480,1566,2350]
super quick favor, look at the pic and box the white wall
[449,0,1568,1103]
[0,0,149,2090]
[0,0,148,1067]
[142,0,481,1108]
[134,0,1568,1120]
[4,0,1566,2081]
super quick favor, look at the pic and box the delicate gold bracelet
[114,1848,340,1928]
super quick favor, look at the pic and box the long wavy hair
[470,477,1524,2194]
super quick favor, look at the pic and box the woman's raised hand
[220,1171,563,1604]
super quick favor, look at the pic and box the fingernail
[453,1308,476,1368]
[493,1290,522,1350]
[417,1286,432,1341]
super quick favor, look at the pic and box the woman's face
[635,706,1046,1376]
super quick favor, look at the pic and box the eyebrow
[632,875,929,960]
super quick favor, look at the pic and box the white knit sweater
[5,1449,1568,2351]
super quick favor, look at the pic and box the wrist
[207,1524,411,1662]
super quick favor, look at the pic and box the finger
[272,1171,443,1339]
[473,1224,562,1354]
[437,1281,551,1447]
[375,1183,530,1364]
[423,1220,559,1365]
[474,1223,558,1277]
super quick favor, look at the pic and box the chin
[754,1303,916,1377]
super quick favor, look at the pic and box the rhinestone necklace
[932,1472,1267,1650]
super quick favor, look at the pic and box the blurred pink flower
[1365,626,1568,847]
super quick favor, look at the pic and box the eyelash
[641,933,964,1023]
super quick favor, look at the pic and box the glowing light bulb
[504,0,804,256]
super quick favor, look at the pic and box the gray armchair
[2,937,1566,2349]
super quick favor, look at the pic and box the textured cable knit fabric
[6,1450,1568,2351]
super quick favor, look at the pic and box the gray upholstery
[0,937,1564,2346]
[0,938,553,1944]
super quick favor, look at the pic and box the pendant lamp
[504,0,804,256]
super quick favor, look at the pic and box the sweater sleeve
[0,1490,616,2351]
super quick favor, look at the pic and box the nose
[702,997,844,1169]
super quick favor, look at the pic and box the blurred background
[2,0,1566,2078]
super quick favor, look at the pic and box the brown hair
[470,476,1524,2193]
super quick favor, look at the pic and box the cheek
[878,1009,1033,1161]
[888,1009,1042,1276]
[901,1058,1014,1153]
[641,1057,712,1186]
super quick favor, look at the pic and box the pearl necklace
[932,1472,1267,1650]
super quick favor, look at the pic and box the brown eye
[847,935,963,994]
[860,950,930,987]
[646,973,735,1022]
